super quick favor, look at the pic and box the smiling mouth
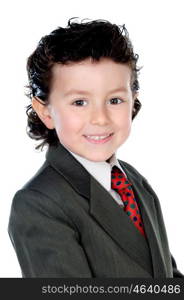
[84,133,113,139]
[83,133,113,143]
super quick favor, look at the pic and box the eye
[109,98,125,105]
[72,99,87,106]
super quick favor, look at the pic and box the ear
[132,92,141,120]
[133,92,139,103]
[31,97,55,129]
[132,92,139,110]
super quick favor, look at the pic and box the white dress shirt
[61,143,126,207]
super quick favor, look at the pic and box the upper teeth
[86,134,110,140]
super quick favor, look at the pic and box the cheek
[118,121,132,139]
[115,109,132,130]
[54,109,84,134]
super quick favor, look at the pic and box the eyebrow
[63,87,128,97]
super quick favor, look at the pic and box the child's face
[36,58,137,161]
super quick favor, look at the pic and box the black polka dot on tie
[126,192,131,196]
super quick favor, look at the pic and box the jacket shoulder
[8,159,73,228]
[19,159,68,201]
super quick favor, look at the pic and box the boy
[8,18,183,277]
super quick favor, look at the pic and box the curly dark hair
[25,17,142,151]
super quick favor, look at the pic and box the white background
[0,0,184,277]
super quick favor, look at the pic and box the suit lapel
[46,144,167,277]
[90,175,153,275]
[119,160,168,277]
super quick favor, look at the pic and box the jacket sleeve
[142,177,184,278]
[8,189,93,278]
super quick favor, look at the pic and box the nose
[90,105,110,126]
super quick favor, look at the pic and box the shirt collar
[60,142,126,192]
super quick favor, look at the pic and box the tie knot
[111,166,132,190]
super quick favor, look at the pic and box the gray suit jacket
[8,143,183,277]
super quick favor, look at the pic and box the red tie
[111,165,146,237]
